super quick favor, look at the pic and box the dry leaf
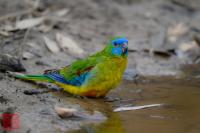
[56,33,84,55]
[54,9,69,17]
[2,25,16,31]
[26,42,40,50]
[15,17,44,30]
[0,30,11,36]
[176,41,200,59]
[167,23,188,42]
[22,52,34,59]
[37,24,52,33]
[43,36,60,53]
[178,41,199,52]
[114,104,164,112]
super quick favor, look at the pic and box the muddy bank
[0,0,200,132]
[0,0,200,76]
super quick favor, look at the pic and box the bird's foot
[48,87,64,92]
[104,96,121,102]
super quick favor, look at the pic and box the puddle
[68,64,200,133]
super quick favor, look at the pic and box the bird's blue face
[111,37,128,56]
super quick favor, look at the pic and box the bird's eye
[113,42,118,46]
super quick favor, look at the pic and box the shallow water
[69,64,200,133]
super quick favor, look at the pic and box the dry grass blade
[43,36,60,53]
[114,104,164,112]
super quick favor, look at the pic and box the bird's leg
[48,86,64,92]
[72,95,88,99]
[104,96,122,102]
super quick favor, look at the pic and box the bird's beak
[122,43,128,54]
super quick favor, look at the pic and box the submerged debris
[0,54,26,72]
[114,104,164,112]
[55,106,77,118]
[55,106,107,120]
[167,23,188,42]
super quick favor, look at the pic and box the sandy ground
[0,0,200,132]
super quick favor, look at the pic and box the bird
[14,37,128,98]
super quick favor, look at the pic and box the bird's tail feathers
[13,72,53,82]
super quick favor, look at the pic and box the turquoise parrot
[14,37,128,98]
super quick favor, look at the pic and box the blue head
[110,37,128,57]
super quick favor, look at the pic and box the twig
[18,28,31,61]
[0,0,40,22]
[45,16,69,23]
[171,0,195,12]
[194,35,200,47]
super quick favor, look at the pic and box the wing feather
[43,56,100,86]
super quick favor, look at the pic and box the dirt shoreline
[0,0,200,132]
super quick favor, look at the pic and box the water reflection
[63,64,200,133]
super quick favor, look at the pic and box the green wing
[43,49,106,85]
[59,55,103,80]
